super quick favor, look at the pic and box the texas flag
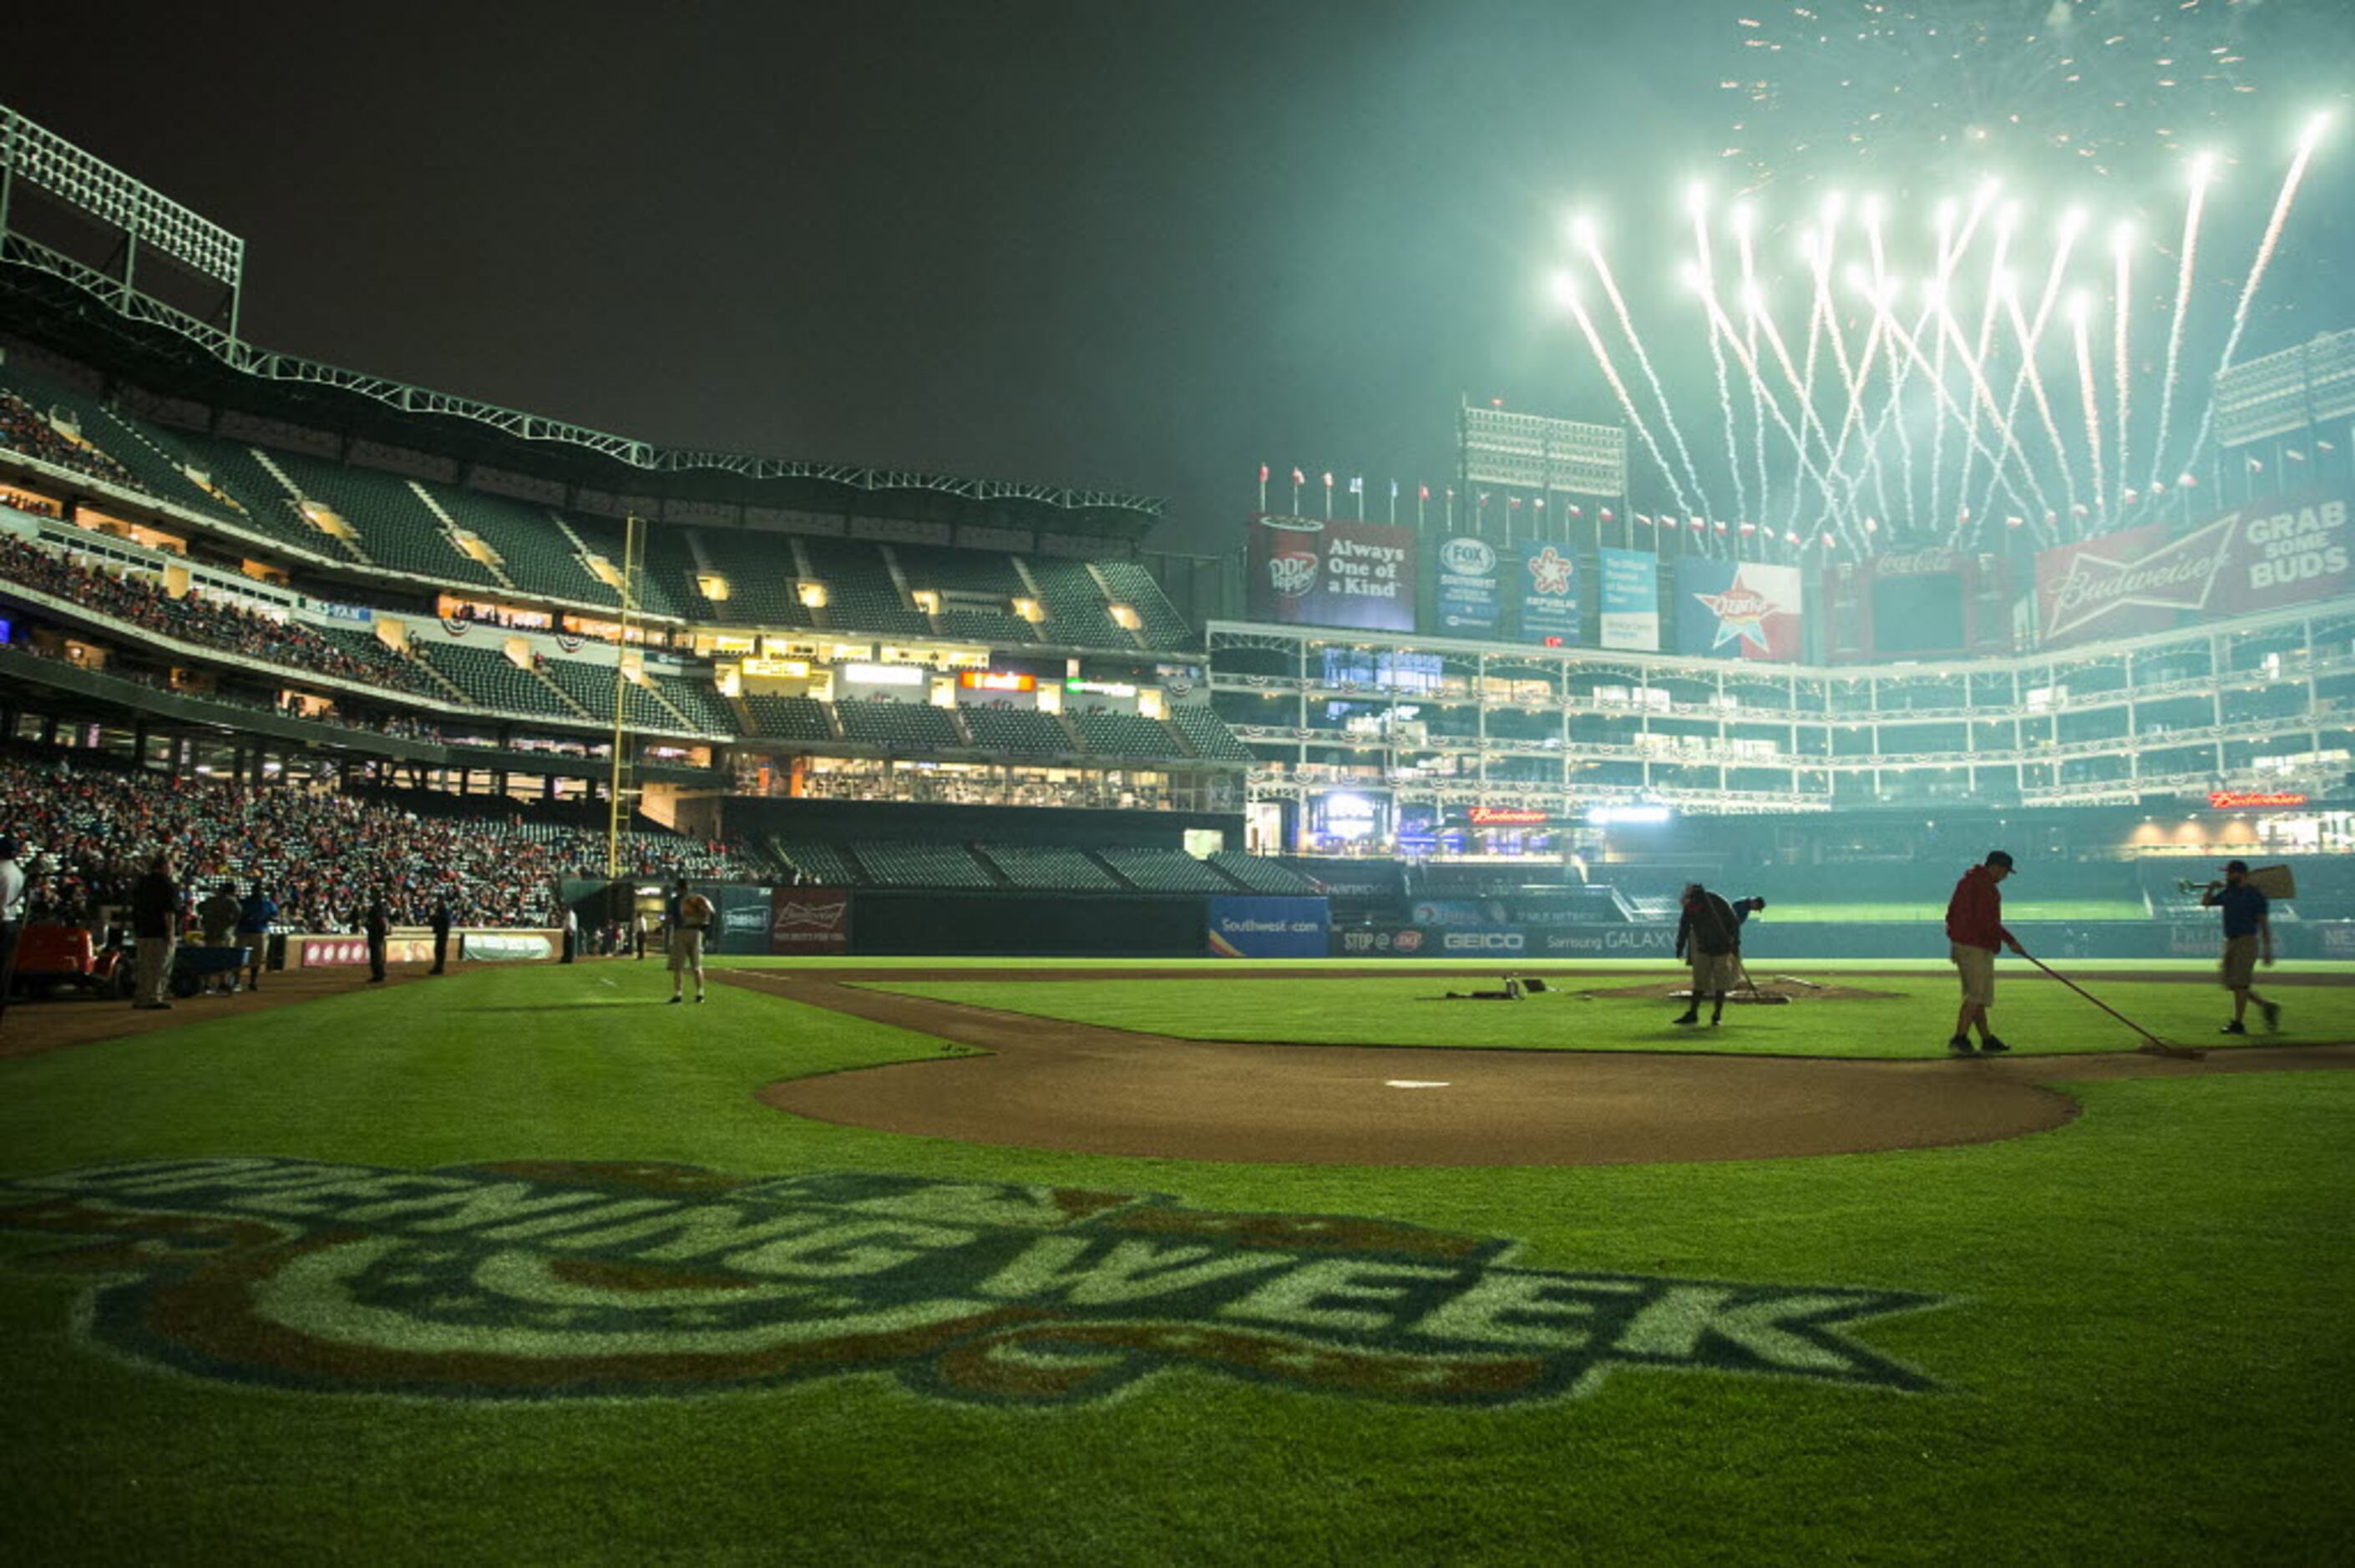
[1676,559,1805,660]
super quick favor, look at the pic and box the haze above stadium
[9,0,2352,559]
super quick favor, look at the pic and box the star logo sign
[1695,570,1784,652]
[1526,547,1574,596]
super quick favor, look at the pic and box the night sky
[7,2,2351,557]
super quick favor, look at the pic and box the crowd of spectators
[0,390,142,493]
[0,534,448,700]
[0,750,771,933]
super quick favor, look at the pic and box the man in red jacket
[1945,850,2023,1055]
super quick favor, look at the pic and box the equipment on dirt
[2019,952,2205,1060]
[1773,974,1826,989]
[1730,952,1791,1005]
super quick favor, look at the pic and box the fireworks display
[1722,0,2297,190]
[1550,2,2348,557]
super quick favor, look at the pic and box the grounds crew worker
[1673,883,1741,1027]
[666,878,713,1005]
[1944,850,2022,1055]
[2199,859,2280,1035]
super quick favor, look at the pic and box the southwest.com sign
[1208,897,1331,959]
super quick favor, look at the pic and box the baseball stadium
[2,5,2352,1560]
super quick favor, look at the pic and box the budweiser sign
[2041,515,2238,642]
[1466,807,1549,827]
[2207,791,2307,810]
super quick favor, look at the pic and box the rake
[2020,952,2204,1060]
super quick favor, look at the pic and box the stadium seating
[564,513,691,620]
[313,625,454,702]
[1211,852,1320,894]
[1026,557,1129,647]
[411,641,586,721]
[1169,706,1253,761]
[538,658,693,732]
[1096,561,1196,650]
[645,671,734,734]
[0,747,767,931]
[1071,711,1183,760]
[426,484,615,605]
[893,544,1027,597]
[850,841,996,888]
[266,451,501,585]
[801,539,929,636]
[771,838,862,885]
[743,694,838,742]
[960,706,1075,755]
[837,699,966,750]
[163,434,352,555]
[975,843,1122,891]
[688,529,813,628]
[1100,847,1238,893]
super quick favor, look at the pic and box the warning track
[732,968,2355,1167]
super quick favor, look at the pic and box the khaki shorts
[668,928,706,974]
[2220,934,2259,989]
[1951,942,1997,1007]
[1688,950,1739,995]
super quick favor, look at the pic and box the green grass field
[864,969,2354,1055]
[3,960,2349,1563]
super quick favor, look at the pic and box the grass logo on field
[0,1160,1942,1404]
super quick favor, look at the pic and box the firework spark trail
[2149,158,2212,484]
[1689,203,1749,528]
[1951,208,2018,546]
[2003,287,2084,529]
[1697,292,1861,550]
[1747,286,1858,534]
[1563,291,1693,517]
[1875,296,2053,528]
[1977,213,2085,532]
[1859,203,1924,533]
[1928,294,2053,524]
[1736,212,1771,530]
[1583,232,1713,515]
[2074,306,2108,521]
[2113,226,2134,498]
[2185,120,2327,474]
[1789,223,1839,529]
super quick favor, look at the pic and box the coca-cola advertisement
[1245,514,1417,632]
[1823,548,2008,661]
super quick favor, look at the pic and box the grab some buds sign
[2034,495,2348,648]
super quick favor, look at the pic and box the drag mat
[734,969,2355,1167]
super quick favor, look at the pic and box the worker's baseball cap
[1984,849,2015,870]
[2223,858,2250,874]
[0,836,17,858]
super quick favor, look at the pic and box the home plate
[1385,1080,1451,1090]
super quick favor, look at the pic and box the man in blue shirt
[236,883,278,993]
[2200,860,2278,1035]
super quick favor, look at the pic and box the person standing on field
[129,852,180,1010]
[666,878,713,1004]
[1673,883,1740,1027]
[2200,860,2280,1035]
[1945,850,2023,1055]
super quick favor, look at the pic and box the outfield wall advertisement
[1208,896,1331,958]
[770,886,852,955]
[2034,494,2349,648]
[1598,549,1660,651]
[1433,535,1502,635]
[1247,514,1417,632]
[1517,542,1582,644]
[1675,560,1804,660]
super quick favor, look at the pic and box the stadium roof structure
[0,104,1162,544]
